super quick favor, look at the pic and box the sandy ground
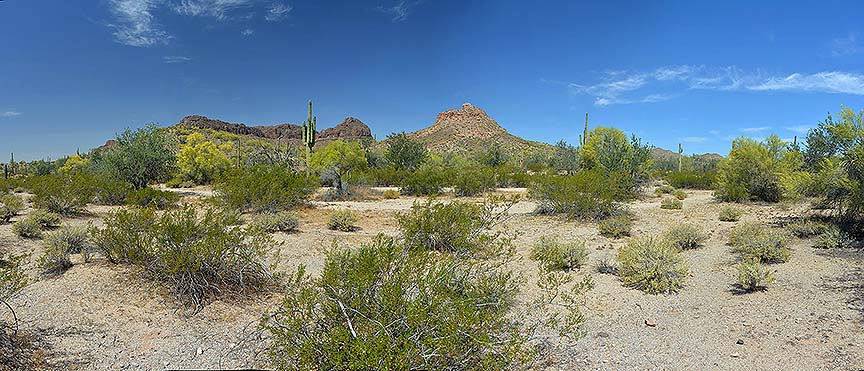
[2,188,863,370]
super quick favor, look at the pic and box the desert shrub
[732,227,792,263]
[0,253,27,304]
[397,197,515,258]
[715,135,798,203]
[381,189,400,199]
[530,236,588,271]
[27,174,96,214]
[28,210,60,229]
[44,226,88,254]
[327,210,359,232]
[385,132,428,171]
[452,163,495,197]
[617,237,688,294]
[91,205,277,311]
[654,185,675,197]
[125,187,179,209]
[667,170,716,190]
[718,206,742,222]
[664,224,708,250]
[215,164,316,213]
[597,258,618,274]
[38,239,73,276]
[399,164,447,196]
[736,258,775,292]
[0,206,13,224]
[785,220,829,238]
[579,127,653,193]
[176,132,232,184]
[262,235,534,371]
[728,222,764,247]
[12,218,42,239]
[674,189,687,200]
[660,197,682,210]
[252,212,299,233]
[92,175,133,205]
[813,226,852,249]
[91,124,176,189]
[530,170,625,220]
[0,193,24,216]
[310,140,368,194]
[598,213,633,238]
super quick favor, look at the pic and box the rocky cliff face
[319,117,372,140]
[176,115,373,145]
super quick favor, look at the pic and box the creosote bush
[813,226,851,249]
[0,193,25,222]
[397,197,516,258]
[27,174,95,215]
[381,189,400,199]
[660,197,682,210]
[674,189,687,200]
[665,224,708,250]
[399,164,446,196]
[38,238,73,276]
[530,236,588,271]
[12,218,42,239]
[28,210,60,229]
[215,164,316,213]
[252,212,299,233]
[91,205,278,311]
[785,220,829,238]
[327,209,359,232]
[718,206,742,222]
[598,213,633,238]
[736,258,775,292]
[729,223,792,263]
[654,185,675,197]
[530,170,625,220]
[125,187,180,209]
[617,237,688,294]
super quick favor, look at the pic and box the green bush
[12,218,42,239]
[28,210,60,229]
[44,226,89,254]
[0,253,27,321]
[399,164,447,196]
[38,238,73,276]
[397,197,515,258]
[0,193,24,216]
[617,237,688,294]
[664,224,708,250]
[674,189,687,200]
[813,226,852,249]
[530,236,589,271]
[452,163,495,197]
[785,220,829,238]
[736,258,775,292]
[215,164,316,213]
[718,206,742,222]
[715,135,797,203]
[598,213,633,238]
[654,185,675,197]
[91,124,176,189]
[92,175,133,205]
[728,222,764,247]
[252,212,299,233]
[731,226,792,263]
[667,170,716,190]
[327,209,359,232]
[530,170,625,220]
[125,187,179,209]
[381,189,400,199]
[262,235,533,370]
[91,205,278,311]
[660,197,682,210]
[27,174,96,214]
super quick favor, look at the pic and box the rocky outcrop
[319,117,372,140]
[254,123,302,140]
[179,115,265,137]
[175,115,373,145]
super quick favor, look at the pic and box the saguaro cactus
[677,143,683,172]
[302,100,317,172]
[581,113,589,146]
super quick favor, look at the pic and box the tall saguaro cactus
[580,112,589,146]
[302,100,317,173]
[677,143,683,172]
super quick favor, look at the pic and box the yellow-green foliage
[674,189,687,200]
[665,224,708,250]
[785,220,829,238]
[13,218,42,238]
[28,210,61,229]
[0,193,25,223]
[729,223,792,263]
[58,154,90,174]
[736,258,775,292]
[579,127,629,168]
[176,132,232,184]
[813,226,851,249]
[660,197,682,209]
[1,253,28,304]
[251,211,299,233]
[310,140,368,193]
[382,189,400,199]
[598,213,633,238]
[617,237,688,294]
[715,135,800,202]
[125,187,180,209]
[718,206,742,221]
[530,236,588,271]
[654,185,675,197]
[327,209,359,232]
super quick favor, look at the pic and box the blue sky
[1,0,863,160]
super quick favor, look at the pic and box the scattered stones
[645,319,657,327]
[731,352,740,358]
[736,339,745,345]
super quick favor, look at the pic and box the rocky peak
[319,117,372,139]
[427,102,507,139]
[179,115,265,137]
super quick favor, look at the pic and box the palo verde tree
[385,132,427,171]
[310,140,368,194]
[176,132,232,184]
[93,124,176,189]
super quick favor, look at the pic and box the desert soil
[2,188,863,370]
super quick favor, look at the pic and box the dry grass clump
[598,213,633,238]
[785,220,829,238]
[12,218,42,239]
[617,237,688,294]
[665,224,708,250]
[718,206,742,222]
[327,209,359,232]
[382,189,400,199]
[660,197,682,210]
[736,258,775,292]
[38,226,90,275]
[654,185,675,197]
[729,223,792,263]
[674,189,687,200]
[251,211,299,233]
[530,236,588,271]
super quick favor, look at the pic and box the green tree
[176,132,232,184]
[551,140,579,174]
[578,127,652,193]
[804,106,864,218]
[94,124,175,189]
[715,135,798,202]
[385,132,427,171]
[310,140,367,194]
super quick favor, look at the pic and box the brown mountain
[407,103,550,154]
[176,115,373,146]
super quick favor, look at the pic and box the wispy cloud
[376,1,422,22]
[265,2,292,21]
[784,125,811,134]
[830,32,860,56]
[740,126,772,133]
[1,111,22,118]
[108,0,172,47]
[561,65,864,106]
[163,56,192,64]
[680,136,707,143]
[241,28,254,36]
[173,0,256,19]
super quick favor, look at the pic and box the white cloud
[173,0,255,20]
[1,111,22,118]
[830,32,859,56]
[739,126,772,133]
[265,2,292,21]
[241,28,254,36]
[680,136,707,143]
[563,65,864,106]
[162,55,192,63]
[108,0,172,47]
[376,1,422,23]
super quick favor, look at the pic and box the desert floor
[3,188,863,370]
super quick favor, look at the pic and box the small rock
[197,347,204,355]
[645,319,657,327]
[736,339,745,345]
[596,331,610,338]
[731,352,740,358]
